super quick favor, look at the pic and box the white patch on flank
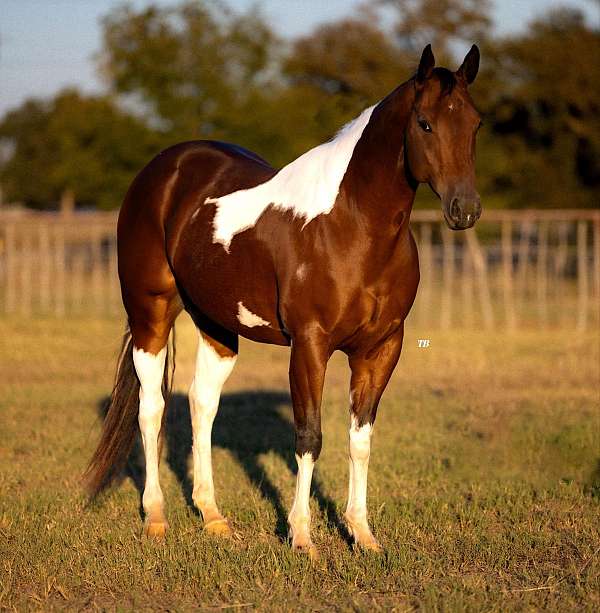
[189,331,237,517]
[133,346,167,519]
[237,301,270,328]
[346,414,373,523]
[288,452,315,543]
[207,104,377,250]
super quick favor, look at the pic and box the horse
[85,44,482,556]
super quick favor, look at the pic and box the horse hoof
[293,541,319,561]
[204,518,232,537]
[358,539,383,554]
[144,521,168,539]
[344,516,382,553]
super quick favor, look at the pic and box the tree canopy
[0,0,598,210]
[0,90,160,210]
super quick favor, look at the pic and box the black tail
[84,327,175,499]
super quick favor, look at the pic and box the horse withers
[86,45,482,556]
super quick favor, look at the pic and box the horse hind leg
[129,293,181,538]
[189,325,238,535]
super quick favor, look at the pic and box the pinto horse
[86,45,482,555]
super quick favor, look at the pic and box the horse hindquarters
[101,174,183,535]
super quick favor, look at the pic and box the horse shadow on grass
[100,390,346,541]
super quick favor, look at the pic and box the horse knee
[295,427,322,461]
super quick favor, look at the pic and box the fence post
[465,228,494,330]
[502,219,516,329]
[537,221,548,328]
[72,246,85,314]
[39,223,51,312]
[555,222,569,326]
[516,220,532,311]
[577,220,588,332]
[5,223,16,313]
[594,217,600,305]
[20,230,32,316]
[108,236,120,315]
[54,224,66,317]
[440,227,454,329]
[461,239,474,328]
[91,225,104,314]
[420,223,432,328]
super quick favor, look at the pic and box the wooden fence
[1,209,599,330]
[1,211,119,317]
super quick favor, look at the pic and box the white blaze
[208,104,377,250]
[236,301,270,328]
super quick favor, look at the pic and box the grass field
[1,315,599,611]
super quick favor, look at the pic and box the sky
[0,0,597,117]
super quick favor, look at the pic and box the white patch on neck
[237,301,270,328]
[207,104,377,250]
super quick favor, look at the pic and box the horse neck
[341,81,417,233]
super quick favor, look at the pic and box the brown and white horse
[86,45,482,555]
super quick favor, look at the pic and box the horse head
[406,44,482,230]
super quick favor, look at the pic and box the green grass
[1,315,599,611]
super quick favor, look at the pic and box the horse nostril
[450,198,460,220]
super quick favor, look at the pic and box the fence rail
[1,209,599,329]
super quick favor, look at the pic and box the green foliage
[376,0,492,57]
[481,8,600,208]
[99,1,278,142]
[0,0,598,209]
[0,90,160,210]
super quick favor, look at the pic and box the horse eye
[418,119,432,133]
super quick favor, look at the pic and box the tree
[99,1,279,145]
[275,19,411,163]
[0,90,161,210]
[483,8,600,207]
[374,0,492,57]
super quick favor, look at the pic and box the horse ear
[416,44,435,84]
[456,44,480,85]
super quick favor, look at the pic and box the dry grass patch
[1,315,598,610]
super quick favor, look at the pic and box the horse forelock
[433,67,458,96]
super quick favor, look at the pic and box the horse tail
[84,326,176,499]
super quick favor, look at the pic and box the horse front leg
[287,328,329,558]
[345,327,404,551]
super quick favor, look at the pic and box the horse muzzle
[443,194,481,230]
